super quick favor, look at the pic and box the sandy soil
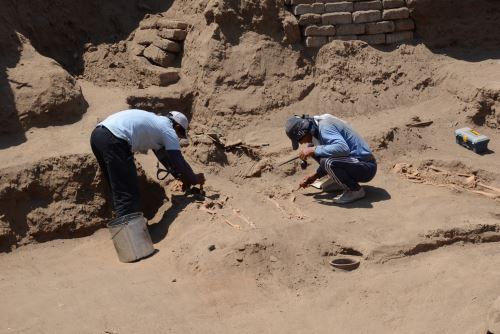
[1,0,500,333]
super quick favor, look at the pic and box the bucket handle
[110,225,127,240]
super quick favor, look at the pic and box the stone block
[128,42,146,56]
[312,3,326,13]
[133,29,158,45]
[358,33,386,44]
[143,44,176,67]
[153,38,182,53]
[329,35,357,42]
[322,12,352,25]
[382,0,406,9]
[158,29,188,41]
[352,10,381,23]
[382,7,409,20]
[134,56,180,86]
[291,0,314,4]
[139,17,159,30]
[366,20,395,34]
[305,25,336,36]
[354,1,382,11]
[156,18,188,30]
[336,23,365,35]
[305,36,328,47]
[394,18,415,31]
[298,13,322,26]
[325,2,353,13]
[386,30,413,43]
[294,4,310,15]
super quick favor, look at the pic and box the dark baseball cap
[285,116,311,150]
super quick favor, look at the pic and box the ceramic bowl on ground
[329,257,360,271]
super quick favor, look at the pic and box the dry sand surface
[1,0,500,333]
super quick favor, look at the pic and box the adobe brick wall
[285,0,415,47]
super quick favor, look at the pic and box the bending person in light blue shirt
[285,114,377,204]
[91,109,205,217]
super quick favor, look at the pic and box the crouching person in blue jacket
[285,114,377,204]
[90,109,205,217]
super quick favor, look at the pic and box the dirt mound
[310,41,441,117]
[0,154,166,252]
[1,34,87,136]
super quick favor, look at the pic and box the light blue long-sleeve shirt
[313,116,373,159]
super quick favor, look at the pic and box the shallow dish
[329,257,360,271]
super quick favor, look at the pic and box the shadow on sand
[304,185,391,209]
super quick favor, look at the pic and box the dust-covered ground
[1,0,500,333]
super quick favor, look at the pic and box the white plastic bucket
[107,212,155,263]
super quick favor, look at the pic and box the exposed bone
[267,197,290,218]
[477,183,500,195]
[232,208,256,228]
[469,190,500,199]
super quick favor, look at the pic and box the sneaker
[321,178,344,192]
[332,187,366,204]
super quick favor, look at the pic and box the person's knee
[319,158,330,170]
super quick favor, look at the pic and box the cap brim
[291,140,299,150]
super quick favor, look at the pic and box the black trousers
[90,126,140,217]
[320,157,377,191]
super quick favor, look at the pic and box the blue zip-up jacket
[313,116,373,158]
[312,115,374,177]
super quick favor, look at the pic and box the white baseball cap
[169,111,189,136]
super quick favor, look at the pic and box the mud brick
[336,23,365,35]
[382,0,406,9]
[305,36,328,47]
[324,2,353,12]
[312,3,326,13]
[382,7,409,20]
[133,29,158,45]
[153,38,182,53]
[386,30,413,43]
[394,18,415,31]
[329,35,357,42]
[366,20,395,34]
[354,1,382,11]
[139,17,159,30]
[294,3,324,14]
[156,18,188,30]
[134,56,179,86]
[129,43,146,56]
[158,29,188,41]
[305,25,336,36]
[352,10,381,23]
[143,44,176,67]
[322,12,352,25]
[291,0,314,4]
[358,33,386,44]
[298,13,322,26]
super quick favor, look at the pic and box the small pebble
[269,255,278,262]
[208,244,216,251]
[172,278,177,282]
